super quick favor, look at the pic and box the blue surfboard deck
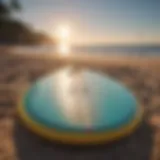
[22,67,138,133]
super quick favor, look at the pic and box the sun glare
[55,25,71,55]
[57,43,71,55]
[56,25,70,41]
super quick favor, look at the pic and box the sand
[0,49,160,160]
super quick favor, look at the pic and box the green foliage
[0,1,10,16]
[0,0,54,45]
[0,0,21,17]
[10,0,21,11]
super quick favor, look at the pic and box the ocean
[13,45,160,56]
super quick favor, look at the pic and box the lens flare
[55,25,71,55]
[57,43,70,55]
[56,25,70,41]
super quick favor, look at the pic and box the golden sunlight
[57,26,70,41]
[57,43,71,55]
[55,25,71,55]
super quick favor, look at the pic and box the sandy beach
[0,49,160,160]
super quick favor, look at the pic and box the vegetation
[0,0,54,45]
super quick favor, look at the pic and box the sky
[15,0,160,45]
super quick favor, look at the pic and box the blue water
[15,45,160,56]
[73,45,160,56]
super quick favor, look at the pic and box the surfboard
[18,67,142,144]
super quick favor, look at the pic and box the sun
[55,25,71,55]
[55,25,70,41]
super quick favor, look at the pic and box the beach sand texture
[0,49,160,160]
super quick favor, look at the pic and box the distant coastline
[0,19,55,45]
[9,44,160,56]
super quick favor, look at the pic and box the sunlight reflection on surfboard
[55,67,93,128]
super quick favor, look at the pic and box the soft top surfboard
[18,67,142,144]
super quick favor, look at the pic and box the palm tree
[10,0,21,11]
[0,1,10,17]
[0,0,53,45]
[0,0,21,18]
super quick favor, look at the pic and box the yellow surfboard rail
[17,94,143,145]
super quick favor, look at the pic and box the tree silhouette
[0,0,53,45]
[0,0,21,18]
[10,0,21,11]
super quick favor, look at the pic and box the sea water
[13,44,160,56]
